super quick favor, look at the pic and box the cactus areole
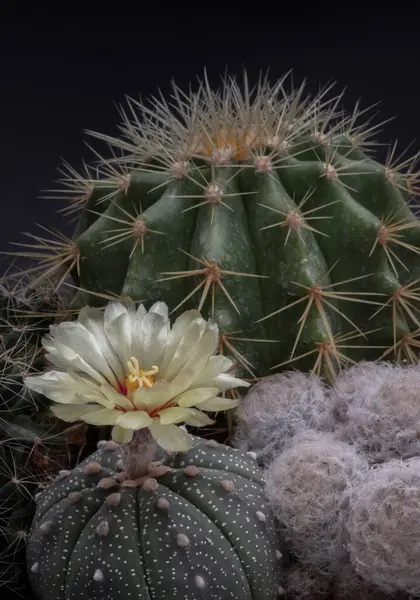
[11,71,420,380]
[27,435,284,600]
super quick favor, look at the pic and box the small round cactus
[233,371,328,464]
[327,361,420,462]
[347,457,420,596]
[27,437,284,600]
[331,563,407,600]
[283,565,331,599]
[265,430,369,571]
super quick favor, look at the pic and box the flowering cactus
[23,301,284,600]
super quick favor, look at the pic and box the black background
[1,3,419,271]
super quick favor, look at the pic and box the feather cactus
[5,70,420,382]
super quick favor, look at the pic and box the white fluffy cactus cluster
[233,362,420,599]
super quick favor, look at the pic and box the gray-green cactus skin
[26,437,284,600]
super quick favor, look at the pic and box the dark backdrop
[1,3,419,273]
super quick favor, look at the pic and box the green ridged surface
[27,438,284,600]
[6,74,420,379]
[69,134,420,379]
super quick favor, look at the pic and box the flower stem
[121,428,157,479]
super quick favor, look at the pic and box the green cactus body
[26,438,284,600]
[7,73,420,380]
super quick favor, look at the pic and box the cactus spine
[0,276,83,598]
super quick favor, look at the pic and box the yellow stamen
[125,357,159,393]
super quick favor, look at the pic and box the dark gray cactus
[26,437,284,600]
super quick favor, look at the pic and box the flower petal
[99,383,134,410]
[132,377,192,412]
[77,305,125,380]
[148,423,195,452]
[81,408,120,426]
[133,381,174,411]
[103,301,134,366]
[24,371,89,404]
[25,370,117,410]
[176,387,220,408]
[51,404,103,422]
[45,323,118,387]
[190,355,234,386]
[197,396,239,411]
[159,310,202,372]
[131,310,169,369]
[206,373,251,391]
[183,409,215,427]
[112,425,133,444]
[163,321,219,385]
[115,411,154,430]
[159,314,205,377]
[131,302,170,370]
[156,407,195,425]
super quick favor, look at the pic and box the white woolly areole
[331,563,394,600]
[233,372,327,464]
[284,565,331,599]
[347,457,420,596]
[327,362,420,462]
[265,430,369,571]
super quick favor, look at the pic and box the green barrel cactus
[26,437,284,600]
[5,71,420,380]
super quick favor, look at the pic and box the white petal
[135,303,148,320]
[190,355,234,386]
[51,404,103,422]
[24,370,69,392]
[198,396,239,411]
[103,302,133,367]
[77,305,125,380]
[133,381,173,410]
[159,311,202,375]
[99,383,134,410]
[24,371,87,404]
[162,320,217,383]
[25,370,117,409]
[131,311,169,369]
[176,387,220,408]
[53,323,120,387]
[45,324,117,387]
[115,411,154,430]
[148,423,195,452]
[112,425,133,444]
[183,409,215,427]
[156,407,195,425]
[43,335,108,383]
[44,390,82,404]
[133,378,188,411]
[149,301,169,320]
[203,373,251,392]
[81,408,120,426]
